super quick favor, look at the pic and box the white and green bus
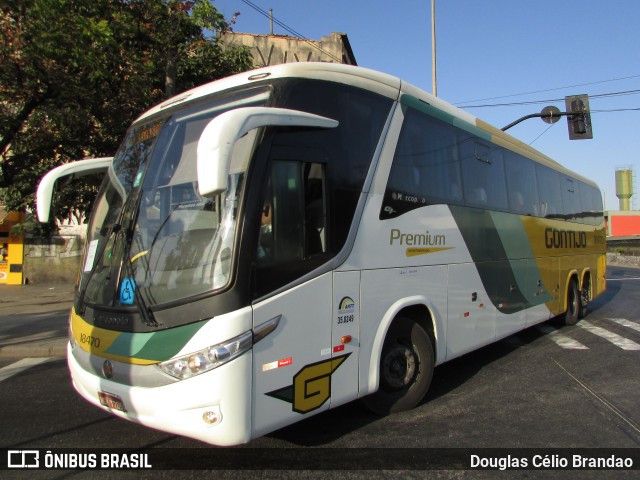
[37,62,606,446]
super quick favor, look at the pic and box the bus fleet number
[337,315,354,325]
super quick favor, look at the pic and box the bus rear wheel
[363,316,434,415]
[578,277,590,319]
[563,279,580,326]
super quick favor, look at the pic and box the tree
[0,0,252,233]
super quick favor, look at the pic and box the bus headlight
[158,331,253,380]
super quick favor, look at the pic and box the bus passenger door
[250,154,336,438]
[331,271,360,407]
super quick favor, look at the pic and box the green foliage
[0,0,253,235]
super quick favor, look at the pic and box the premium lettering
[390,228,446,246]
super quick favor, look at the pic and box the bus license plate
[98,391,127,412]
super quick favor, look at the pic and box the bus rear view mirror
[197,107,338,197]
[36,157,112,222]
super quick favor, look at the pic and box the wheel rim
[381,343,417,390]
[569,285,578,316]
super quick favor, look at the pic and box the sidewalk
[0,283,75,358]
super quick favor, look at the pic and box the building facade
[220,31,357,67]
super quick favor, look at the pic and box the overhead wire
[460,89,640,109]
[455,74,640,105]
[528,122,557,146]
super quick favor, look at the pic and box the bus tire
[363,316,434,416]
[578,279,590,319]
[563,279,580,326]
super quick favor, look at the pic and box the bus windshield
[80,87,271,310]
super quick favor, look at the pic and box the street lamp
[431,0,437,97]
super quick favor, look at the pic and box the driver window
[257,160,326,264]
[254,160,327,297]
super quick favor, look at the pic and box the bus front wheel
[363,316,434,415]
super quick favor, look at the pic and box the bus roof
[137,62,598,189]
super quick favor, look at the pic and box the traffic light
[565,94,593,140]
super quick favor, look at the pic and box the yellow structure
[615,168,633,211]
[0,208,24,285]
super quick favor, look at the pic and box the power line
[528,122,557,146]
[455,74,640,106]
[460,89,640,109]
[240,0,344,63]
[592,108,640,113]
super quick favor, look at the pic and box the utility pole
[431,0,437,97]
[269,8,274,35]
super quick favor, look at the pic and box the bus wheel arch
[362,304,436,415]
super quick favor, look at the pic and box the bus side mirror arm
[37,157,113,222]
[197,107,339,197]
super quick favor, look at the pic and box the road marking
[606,277,640,281]
[0,358,50,383]
[536,324,588,350]
[578,321,640,351]
[607,318,640,334]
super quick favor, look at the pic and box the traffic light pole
[501,95,592,140]
[501,111,577,132]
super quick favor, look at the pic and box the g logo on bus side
[266,353,351,414]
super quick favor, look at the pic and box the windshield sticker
[83,240,99,272]
[119,278,136,305]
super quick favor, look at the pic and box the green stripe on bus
[449,205,533,314]
[489,212,555,305]
[400,94,491,141]
[105,320,208,362]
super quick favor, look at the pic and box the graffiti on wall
[26,236,84,259]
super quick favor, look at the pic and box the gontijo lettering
[545,228,587,249]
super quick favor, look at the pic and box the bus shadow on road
[267,327,551,446]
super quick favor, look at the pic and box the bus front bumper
[67,342,253,446]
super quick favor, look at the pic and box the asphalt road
[0,266,638,479]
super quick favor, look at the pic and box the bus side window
[254,159,328,297]
[504,150,539,216]
[461,140,508,211]
[579,181,597,225]
[535,164,564,219]
[381,107,462,219]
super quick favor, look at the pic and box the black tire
[563,279,580,326]
[362,316,434,415]
[578,278,590,319]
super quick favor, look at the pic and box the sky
[218,0,640,212]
